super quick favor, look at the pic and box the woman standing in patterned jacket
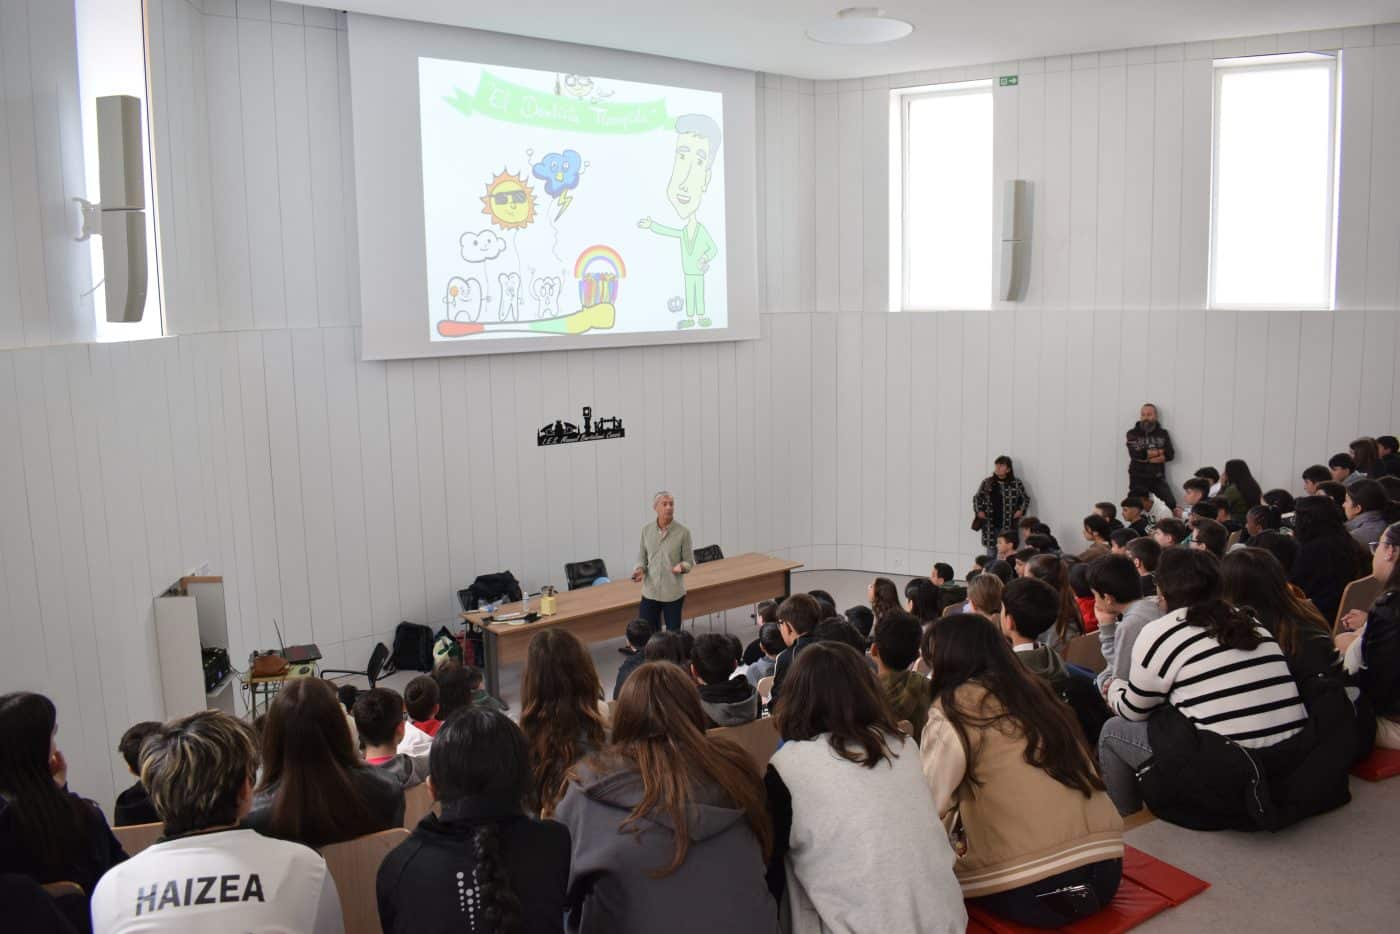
[974,456,1031,559]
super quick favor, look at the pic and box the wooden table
[461,553,802,696]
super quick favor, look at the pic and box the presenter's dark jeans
[639,596,685,633]
[1131,473,1177,510]
[970,858,1122,928]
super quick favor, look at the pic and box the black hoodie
[376,796,571,934]
[1125,420,1174,479]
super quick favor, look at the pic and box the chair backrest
[1335,575,1384,633]
[40,881,85,899]
[1226,530,1242,550]
[321,828,411,934]
[565,558,608,590]
[366,642,390,687]
[402,782,437,829]
[756,675,775,705]
[1065,632,1107,674]
[694,544,724,564]
[708,717,781,772]
[113,820,165,857]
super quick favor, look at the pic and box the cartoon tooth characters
[443,276,483,322]
[638,114,721,329]
[531,275,561,319]
[497,272,522,321]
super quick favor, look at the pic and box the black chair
[694,544,724,564]
[322,641,390,688]
[565,558,609,590]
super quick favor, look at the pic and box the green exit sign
[999,75,1019,87]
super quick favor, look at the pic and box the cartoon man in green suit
[638,114,721,329]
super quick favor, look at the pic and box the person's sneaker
[698,317,712,328]
[677,319,695,329]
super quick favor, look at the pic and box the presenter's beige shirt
[634,520,695,602]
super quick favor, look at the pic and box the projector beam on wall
[1000,178,1029,302]
[73,95,147,323]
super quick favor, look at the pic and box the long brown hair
[1027,554,1081,643]
[921,615,1104,796]
[519,629,606,816]
[1220,547,1330,658]
[257,678,379,848]
[585,662,771,876]
[870,576,900,622]
[0,693,90,873]
[775,642,902,768]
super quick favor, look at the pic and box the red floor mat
[1351,747,1400,781]
[1121,845,1210,905]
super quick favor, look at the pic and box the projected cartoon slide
[419,59,728,341]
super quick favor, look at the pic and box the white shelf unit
[154,576,236,718]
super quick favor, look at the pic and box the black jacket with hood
[376,795,571,934]
[1125,421,1175,480]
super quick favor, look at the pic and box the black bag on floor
[391,621,436,672]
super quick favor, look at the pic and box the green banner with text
[444,72,669,134]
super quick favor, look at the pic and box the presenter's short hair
[652,490,673,506]
[141,710,258,837]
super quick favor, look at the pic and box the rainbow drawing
[575,244,626,308]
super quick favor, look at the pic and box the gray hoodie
[1347,510,1389,549]
[555,763,777,934]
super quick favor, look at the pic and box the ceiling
[307,1,1400,79]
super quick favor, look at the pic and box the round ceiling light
[805,7,914,46]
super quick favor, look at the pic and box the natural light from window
[1210,55,1337,309]
[894,82,993,311]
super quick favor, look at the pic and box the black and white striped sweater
[1107,607,1307,748]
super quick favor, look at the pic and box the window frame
[891,79,994,312]
[1207,52,1339,311]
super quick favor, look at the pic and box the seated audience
[520,630,608,817]
[556,663,772,934]
[807,589,838,620]
[1376,435,1400,478]
[404,675,444,737]
[1381,476,1400,501]
[435,661,475,719]
[1291,495,1369,625]
[1222,549,1346,687]
[643,630,687,666]
[1195,465,1222,496]
[1000,578,1111,746]
[1344,478,1396,547]
[245,678,404,848]
[1302,464,1331,495]
[613,618,653,699]
[1136,489,1172,526]
[1124,535,1162,597]
[742,600,780,665]
[1025,532,1060,555]
[336,684,361,748]
[771,593,822,702]
[1080,515,1113,562]
[1263,488,1296,515]
[376,709,570,934]
[1243,504,1281,546]
[869,610,934,738]
[1017,516,1042,546]
[691,634,759,728]
[932,562,956,586]
[744,621,785,688]
[1026,554,1083,654]
[353,688,431,789]
[0,693,127,900]
[1330,452,1364,486]
[1179,477,1211,517]
[768,643,965,932]
[920,616,1123,927]
[1191,518,1229,558]
[1109,528,1139,554]
[1011,547,1038,577]
[984,558,1016,583]
[814,619,870,655]
[1069,562,1097,632]
[1100,549,1308,817]
[841,606,873,643]
[870,577,901,626]
[967,573,1004,623]
[995,530,1018,560]
[1094,502,1124,532]
[464,665,508,713]
[1218,459,1262,525]
[1317,479,1349,511]
[1088,555,1165,691]
[1119,496,1150,535]
[1350,437,1380,477]
[90,710,341,934]
[113,721,161,827]
[1153,517,1189,547]
[1338,522,1400,749]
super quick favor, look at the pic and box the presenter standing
[632,491,695,632]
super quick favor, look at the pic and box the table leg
[483,627,500,698]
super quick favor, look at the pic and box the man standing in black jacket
[1126,403,1176,509]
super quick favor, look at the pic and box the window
[891,80,993,311]
[1209,54,1338,309]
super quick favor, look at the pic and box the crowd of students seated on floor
[4,438,1400,933]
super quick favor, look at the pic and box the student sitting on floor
[353,688,431,789]
[920,616,1123,928]
[376,708,570,934]
[966,572,1003,623]
[691,633,760,728]
[91,710,342,934]
[113,720,162,827]
[742,621,785,688]
[742,600,781,665]
[771,593,823,703]
[1087,555,1165,692]
[613,618,654,699]
[1124,535,1162,598]
[870,609,934,739]
[766,643,965,932]
[1338,521,1400,749]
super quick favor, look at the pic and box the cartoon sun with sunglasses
[480,169,537,230]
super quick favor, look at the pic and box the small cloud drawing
[460,229,507,263]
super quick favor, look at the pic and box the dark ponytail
[471,822,522,934]
[0,693,90,874]
[1157,548,1263,651]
